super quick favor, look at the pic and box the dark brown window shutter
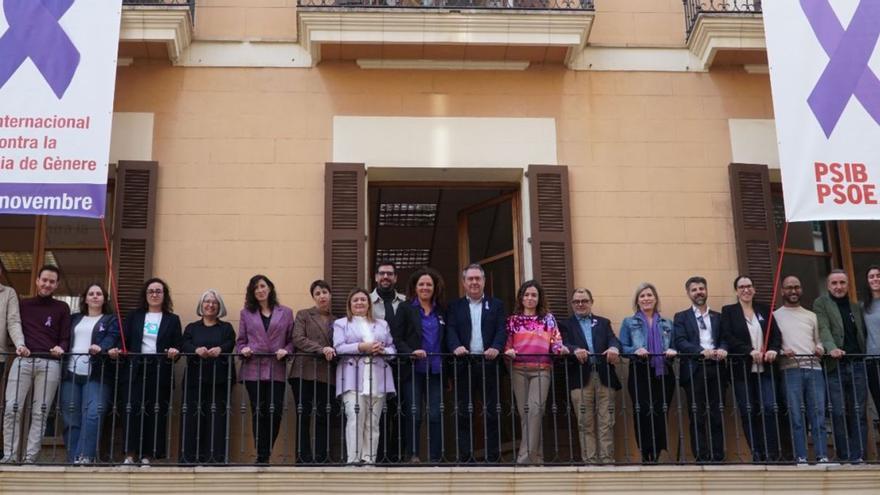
[111,161,158,315]
[528,164,574,320]
[729,163,778,306]
[324,163,366,317]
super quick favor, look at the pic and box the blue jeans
[826,360,868,461]
[783,367,827,460]
[59,376,111,462]
[401,372,443,461]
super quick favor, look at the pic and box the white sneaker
[123,456,135,465]
[796,457,808,465]
[140,458,151,467]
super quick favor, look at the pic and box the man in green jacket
[814,269,867,462]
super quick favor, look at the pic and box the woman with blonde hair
[333,288,396,464]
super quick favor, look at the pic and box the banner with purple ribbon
[764,0,880,221]
[0,0,122,218]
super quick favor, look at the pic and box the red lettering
[815,162,828,182]
[852,163,868,182]
[817,184,831,203]
[866,184,878,205]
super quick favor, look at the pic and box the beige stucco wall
[191,0,689,47]
[113,63,773,327]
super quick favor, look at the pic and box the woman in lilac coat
[334,288,396,464]
[235,274,294,464]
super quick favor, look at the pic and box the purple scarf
[637,311,665,377]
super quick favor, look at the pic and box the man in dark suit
[445,263,507,463]
[560,288,620,464]
[672,276,727,462]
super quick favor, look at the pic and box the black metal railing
[296,0,593,11]
[122,0,195,21]
[684,0,762,40]
[0,351,878,466]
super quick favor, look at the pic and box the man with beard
[814,269,868,462]
[774,275,827,464]
[672,276,726,462]
[369,260,406,463]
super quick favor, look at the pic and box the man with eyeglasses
[813,269,868,462]
[368,260,406,463]
[1,265,69,464]
[560,288,620,464]
[672,276,726,462]
[774,275,827,464]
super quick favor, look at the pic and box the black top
[832,295,861,355]
[261,313,271,332]
[719,302,781,374]
[560,313,622,391]
[180,319,237,386]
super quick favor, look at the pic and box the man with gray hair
[0,266,23,377]
[814,269,868,462]
[445,263,507,463]
[560,287,620,464]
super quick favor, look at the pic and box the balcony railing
[297,0,593,11]
[122,0,195,21]
[684,0,762,40]
[1,351,879,466]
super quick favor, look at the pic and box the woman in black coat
[719,275,782,462]
[391,267,446,463]
[109,278,182,465]
[179,289,236,464]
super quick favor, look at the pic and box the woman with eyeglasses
[109,278,181,466]
[179,289,236,464]
[720,275,782,462]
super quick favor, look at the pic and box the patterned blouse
[504,313,563,369]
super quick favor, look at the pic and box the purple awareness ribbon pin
[800,0,880,138]
[0,0,80,99]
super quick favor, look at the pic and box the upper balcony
[119,0,195,64]
[296,0,596,68]
[685,0,766,71]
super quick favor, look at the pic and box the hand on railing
[411,349,427,360]
[16,345,31,357]
[240,346,254,358]
[275,349,289,361]
[356,341,385,356]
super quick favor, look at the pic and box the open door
[457,192,521,312]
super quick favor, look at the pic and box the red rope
[100,217,128,353]
[762,221,789,351]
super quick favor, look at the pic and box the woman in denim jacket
[619,282,677,462]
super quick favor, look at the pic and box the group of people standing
[0,261,878,466]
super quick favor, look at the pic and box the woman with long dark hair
[235,274,294,464]
[110,277,181,465]
[504,280,568,464]
[392,267,446,463]
[59,283,119,464]
[862,266,880,426]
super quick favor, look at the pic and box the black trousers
[453,359,501,462]
[123,361,173,459]
[180,383,230,464]
[627,361,675,462]
[289,378,334,463]
[682,361,727,462]
[244,380,286,463]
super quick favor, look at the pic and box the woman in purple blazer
[334,288,396,464]
[235,274,294,464]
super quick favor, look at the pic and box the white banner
[0,0,122,218]
[763,0,880,221]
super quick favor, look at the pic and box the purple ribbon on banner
[0,0,80,99]
[800,0,880,138]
